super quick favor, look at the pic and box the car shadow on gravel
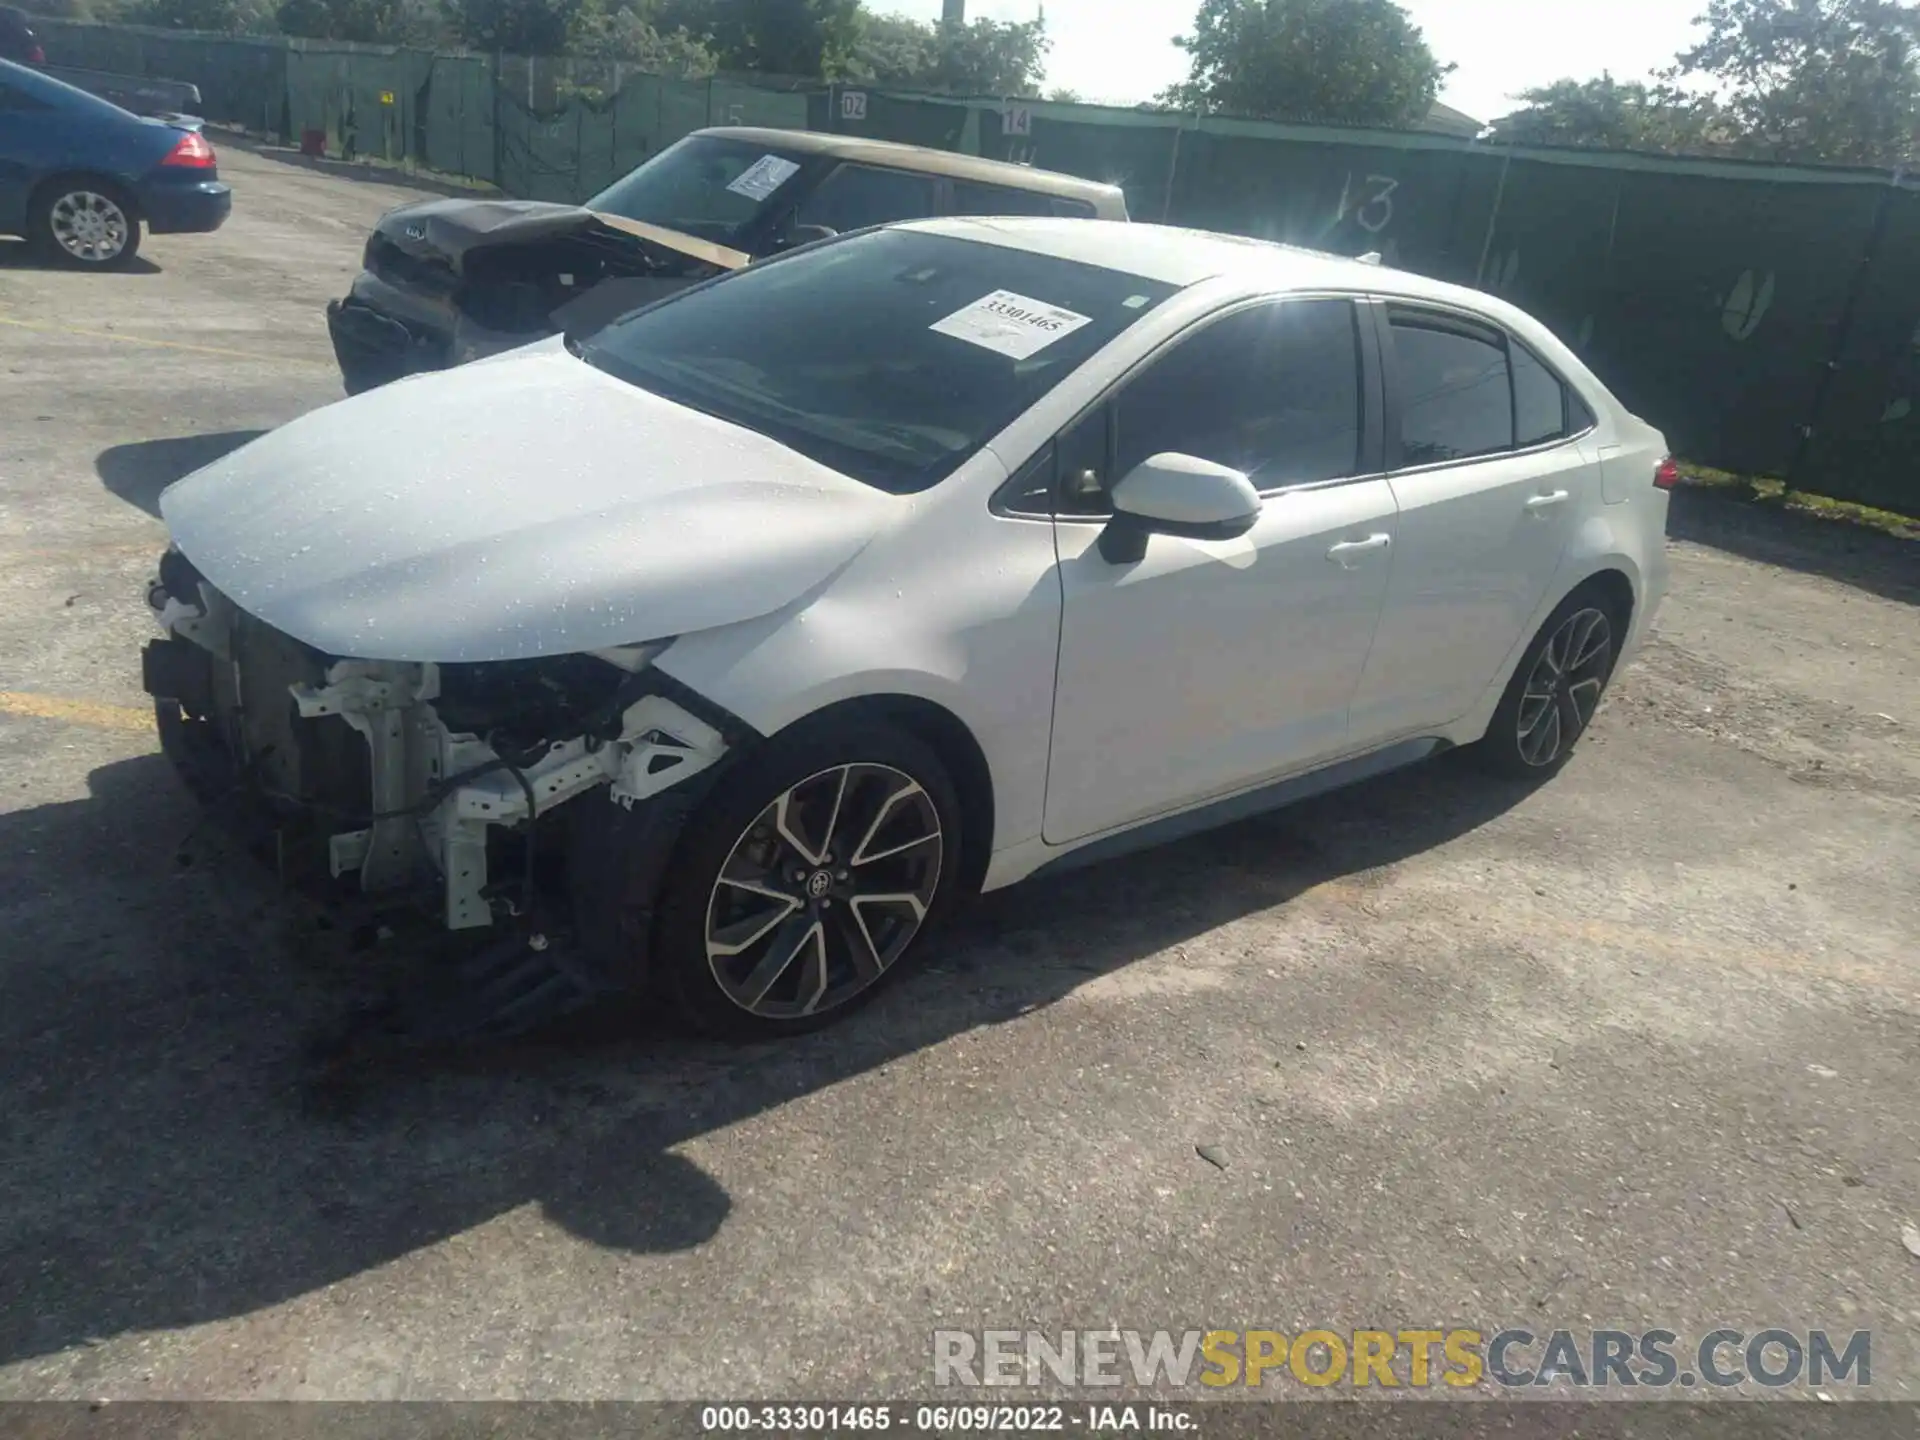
[0,746,1532,1368]
[0,238,162,275]
[96,431,265,517]
[1666,486,1919,607]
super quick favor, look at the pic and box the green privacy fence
[30,18,1920,515]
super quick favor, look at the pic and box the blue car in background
[0,56,231,269]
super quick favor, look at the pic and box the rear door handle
[1327,533,1392,568]
[1525,490,1571,513]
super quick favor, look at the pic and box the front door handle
[1525,490,1571,513]
[1327,533,1392,568]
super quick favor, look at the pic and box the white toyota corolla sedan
[143,217,1672,1038]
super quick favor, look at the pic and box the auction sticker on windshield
[726,154,802,202]
[931,291,1094,360]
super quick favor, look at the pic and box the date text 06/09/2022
[699,1405,1192,1432]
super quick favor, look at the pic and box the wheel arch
[1574,565,1636,635]
[768,692,996,900]
[30,170,143,220]
[1447,558,1644,748]
[1516,561,1641,685]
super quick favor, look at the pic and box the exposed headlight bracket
[297,663,729,930]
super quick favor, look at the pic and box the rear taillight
[161,131,216,169]
[1653,456,1679,490]
[28,42,45,63]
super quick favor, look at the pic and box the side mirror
[1098,453,1262,564]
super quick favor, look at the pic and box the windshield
[585,135,809,247]
[577,228,1177,494]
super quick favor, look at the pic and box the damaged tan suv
[325,126,1129,395]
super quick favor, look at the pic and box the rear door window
[1389,317,1513,465]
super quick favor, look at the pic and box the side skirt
[1024,737,1446,884]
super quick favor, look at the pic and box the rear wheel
[31,179,142,269]
[1475,584,1624,780]
[651,718,961,1039]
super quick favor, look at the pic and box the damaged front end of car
[326,200,741,395]
[141,545,750,1039]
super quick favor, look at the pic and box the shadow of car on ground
[0,742,1536,1367]
[0,237,162,274]
[1666,485,1918,607]
[96,431,264,518]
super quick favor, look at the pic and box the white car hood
[159,341,895,663]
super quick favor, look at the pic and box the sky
[878,0,1709,122]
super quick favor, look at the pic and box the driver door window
[1057,299,1363,517]
[795,165,939,235]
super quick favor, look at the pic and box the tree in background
[1160,0,1452,126]
[276,0,439,41]
[123,0,276,30]
[1671,0,1920,164]
[842,9,1048,94]
[924,14,1047,92]
[569,0,714,70]
[1498,0,1919,164]
[848,9,936,79]
[1493,74,1727,152]
[685,0,863,77]
[446,0,583,51]
[10,0,115,20]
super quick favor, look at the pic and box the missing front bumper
[143,563,732,946]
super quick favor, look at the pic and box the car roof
[692,127,1124,205]
[893,215,1506,309]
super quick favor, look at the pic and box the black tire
[1473,582,1626,781]
[30,178,143,270]
[651,715,963,1040]
[153,699,230,806]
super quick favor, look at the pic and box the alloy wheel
[704,763,944,1021]
[50,191,131,264]
[1515,607,1613,767]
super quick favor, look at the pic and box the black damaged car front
[324,132,817,395]
[326,199,733,395]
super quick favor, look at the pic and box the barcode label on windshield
[930,290,1093,360]
[726,154,801,202]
